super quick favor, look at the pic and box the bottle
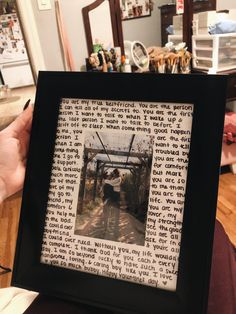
[124,58,132,72]
[120,55,126,72]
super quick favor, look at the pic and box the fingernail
[23,99,31,111]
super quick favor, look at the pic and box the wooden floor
[217,171,236,247]
[0,172,235,288]
[0,192,21,288]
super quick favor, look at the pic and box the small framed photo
[12,72,227,314]
[120,0,152,20]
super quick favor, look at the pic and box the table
[0,85,36,130]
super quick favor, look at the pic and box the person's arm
[0,105,33,203]
[0,177,6,204]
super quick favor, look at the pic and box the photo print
[75,131,154,245]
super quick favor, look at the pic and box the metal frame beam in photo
[12,71,228,314]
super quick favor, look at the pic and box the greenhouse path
[75,202,145,246]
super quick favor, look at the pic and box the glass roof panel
[84,131,153,165]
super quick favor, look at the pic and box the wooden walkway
[75,202,145,245]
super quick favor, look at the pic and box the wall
[29,0,164,71]
[217,0,236,10]
[30,0,64,70]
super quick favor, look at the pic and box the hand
[0,105,33,202]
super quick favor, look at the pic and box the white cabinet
[0,60,34,88]
[192,33,236,72]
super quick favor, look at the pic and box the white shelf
[194,47,213,51]
[192,33,236,72]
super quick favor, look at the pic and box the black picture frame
[12,71,228,314]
